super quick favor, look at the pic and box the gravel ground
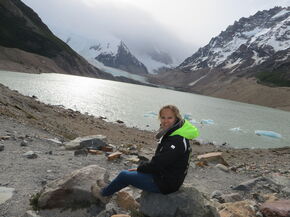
[1,83,290,217]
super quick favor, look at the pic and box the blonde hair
[158,105,182,121]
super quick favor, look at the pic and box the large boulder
[37,165,106,209]
[260,200,290,217]
[139,184,220,217]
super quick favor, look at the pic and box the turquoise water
[1,70,290,149]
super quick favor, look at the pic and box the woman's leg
[101,170,160,196]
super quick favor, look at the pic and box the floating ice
[144,111,157,118]
[229,127,245,133]
[190,119,199,124]
[183,113,193,120]
[201,119,214,125]
[255,130,282,139]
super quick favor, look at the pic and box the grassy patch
[29,192,41,211]
[256,69,290,87]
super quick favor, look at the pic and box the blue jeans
[101,170,160,196]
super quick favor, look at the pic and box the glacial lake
[1,70,290,149]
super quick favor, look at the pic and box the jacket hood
[170,119,199,139]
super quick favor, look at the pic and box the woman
[92,105,199,203]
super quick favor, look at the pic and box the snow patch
[87,58,149,83]
[272,9,290,19]
[224,58,243,69]
[188,74,207,86]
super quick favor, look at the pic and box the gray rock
[221,193,243,203]
[64,135,107,150]
[0,145,4,152]
[140,184,220,217]
[23,151,38,159]
[210,190,223,199]
[20,140,28,146]
[22,210,41,217]
[282,187,290,196]
[74,149,88,156]
[233,176,266,191]
[38,165,106,209]
[0,187,15,204]
[45,138,62,145]
[215,164,229,172]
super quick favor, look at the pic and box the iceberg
[190,119,199,124]
[144,111,158,118]
[183,113,193,120]
[201,119,214,125]
[255,130,282,139]
[229,127,245,133]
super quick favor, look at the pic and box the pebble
[23,151,38,159]
[74,149,88,156]
[20,140,28,146]
[0,145,4,152]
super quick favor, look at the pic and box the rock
[111,215,131,217]
[64,135,107,150]
[37,165,106,209]
[282,187,290,196]
[140,184,219,217]
[74,149,88,156]
[22,210,41,217]
[88,149,103,155]
[101,145,114,152]
[197,152,229,166]
[215,164,229,172]
[116,120,124,124]
[260,200,290,217]
[0,136,10,140]
[211,191,242,203]
[116,191,139,211]
[221,193,243,203]
[218,200,257,217]
[211,190,223,200]
[23,151,38,159]
[107,152,122,161]
[126,156,140,163]
[45,138,62,144]
[20,140,28,146]
[0,145,4,152]
[0,187,15,204]
[232,176,266,191]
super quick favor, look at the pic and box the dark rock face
[96,41,148,75]
[0,0,113,79]
[178,6,290,87]
[140,185,219,217]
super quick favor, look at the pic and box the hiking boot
[91,184,111,204]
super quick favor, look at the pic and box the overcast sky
[22,0,289,59]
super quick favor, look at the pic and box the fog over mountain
[21,0,196,69]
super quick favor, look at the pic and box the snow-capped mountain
[179,7,290,75]
[52,28,177,76]
[95,41,148,75]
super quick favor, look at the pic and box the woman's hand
[128,168,137,171]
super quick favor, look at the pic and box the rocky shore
[0,83,290,217]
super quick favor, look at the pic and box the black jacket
[137,120,197,194]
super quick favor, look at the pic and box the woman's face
[160,108,177,130]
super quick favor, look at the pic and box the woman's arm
[137,137,184,173]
